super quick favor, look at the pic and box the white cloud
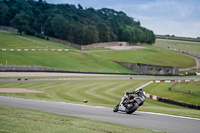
[180,5,195,17]
[141,19,200,38]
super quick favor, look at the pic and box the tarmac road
[0,96,200,133]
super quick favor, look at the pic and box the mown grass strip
[0,80,200,118]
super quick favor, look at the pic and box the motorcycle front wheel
[126,103,138,114]
[113,104,119,112]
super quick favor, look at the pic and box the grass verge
[0,106,157,133]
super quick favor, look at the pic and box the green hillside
[0,30,133,73]
[0,30,74,49]
[0,30,196,72]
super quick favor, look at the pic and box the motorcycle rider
[113,88,146,114]
[126,89,146,106]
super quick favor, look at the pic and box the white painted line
[138,111,200,121]
[57,101,200,120]
[10,49,14,51]
[24,49,29,51]
[2,49,6,51]
[64,49,69,51]
[17,49,21,51]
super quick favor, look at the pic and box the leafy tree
[83,25,99,44]
[1,0,155,44]
[50,14,69,39]
[78,4,83,10]
[0,3,9,25]
[10,12,30,35]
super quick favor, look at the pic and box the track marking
[137,111,200,121]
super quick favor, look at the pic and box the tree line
[0,0,156,45]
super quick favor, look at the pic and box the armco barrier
[158,98,200,110]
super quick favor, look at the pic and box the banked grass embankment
[93,45,195,69]
[155,39,200,56]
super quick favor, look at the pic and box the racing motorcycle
[113,89,146,114]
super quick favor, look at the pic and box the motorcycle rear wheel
[113,104,119,112]
[126,103,138,114]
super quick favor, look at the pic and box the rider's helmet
[138,89,146,96]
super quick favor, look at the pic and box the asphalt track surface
[0,96,200,133]
[0,72,199,82]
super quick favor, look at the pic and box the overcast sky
[46,0,200,38]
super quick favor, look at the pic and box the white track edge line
[137,111,200,121]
